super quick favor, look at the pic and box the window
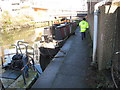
[12,3,19,5]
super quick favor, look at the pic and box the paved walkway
[32,27,92,88]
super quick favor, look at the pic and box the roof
[32,7,48,11]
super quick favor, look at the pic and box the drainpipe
[92,9,99,64]
[92,0,108,64]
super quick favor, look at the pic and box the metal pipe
[27,45,34,59]
[19,44,27,55]
[92,10,99,63]
[92,0,108,63]
[17,41,28,54]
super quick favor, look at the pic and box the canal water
[0,27,43,73]
[1,28,35,46]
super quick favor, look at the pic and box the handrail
[17,41,28,54]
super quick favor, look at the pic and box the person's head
[83,18,86,21]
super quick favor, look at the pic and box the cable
[111,63,118,88]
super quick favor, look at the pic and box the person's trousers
[81,32,86,40]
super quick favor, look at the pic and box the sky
[0,0,88,11]
[35,0,88,11]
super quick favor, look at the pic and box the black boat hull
[39,47,60,71]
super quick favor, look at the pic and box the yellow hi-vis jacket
[79,20,89,32]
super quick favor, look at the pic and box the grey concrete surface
[32,27,92,88]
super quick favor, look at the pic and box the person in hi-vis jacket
[79,18,89,40]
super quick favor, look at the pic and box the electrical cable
[111,63,118,88]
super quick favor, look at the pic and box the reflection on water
[0,28,43,80]
[0,27,42,66]
[1,28,35,46]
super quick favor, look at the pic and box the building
[0,0,21,12]
[87,0,120,70]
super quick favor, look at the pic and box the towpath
[32,26,92,88]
